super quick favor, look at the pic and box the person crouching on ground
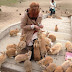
[49,0,56,16]
[21,2,43,60]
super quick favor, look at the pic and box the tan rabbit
[61,59,72,72]
[65,41,72,52]
[33,39,41,61]
[6,48,16,58]
[43,63,56,72]
[0,52,7,68]
[39,36,47,58]
[17,41,26,54]
[38,56,53,67]
[55,25,58,32]
[45,45,51,52]
[10,28,19,36]
[15,51,32,63]
[66,64,72,72]
[6,44,17,50]
[24,60,32,72]
[45,37,51,47]
[38,30,47,58]
[54,66,64,72]
[49,43,62,55]
[55,15,62,19]
[48,34,56,42]
[20,34,26,41]
[42,32,49,38]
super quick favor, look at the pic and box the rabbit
[42,32,49,38]
[49,43,62,55]
[55,25,58,32]
[6,44,17,50]
[0,52,7,68]
[39,36,47,58]
[43,63,56,72]
[38,56,53,67]
[48,34,56,42]
[20,34,26,41]
[38,30,51,47]
[65,41,72,52]
[15,51,32,63]
[37,30,47,58]
[61,59,72,72]
[33,39,41,61]
[45,45,51,52]
[6,48,16,58]
[10,28,19,36]
[66,64,72,72]
[17,41,26,54]
[45,37,51,47]
[24,60,32,72]
[54,66,64,72]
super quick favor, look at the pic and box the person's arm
[38,14,43,29]
[54,2,56,7]
[21,13,40,30]
[21,13,34,30]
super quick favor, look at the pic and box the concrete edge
[0,22,21,40]
[71,16,72,31]
[70,16,72,41]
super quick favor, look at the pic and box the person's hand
[34,25,40,30]
[39,25,43,28]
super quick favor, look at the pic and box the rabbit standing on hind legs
[0,52,7,68]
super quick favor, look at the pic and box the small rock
[0,8,2,11]
[20,1,21,3]
[19,13,21,15]
[42,10,44,13]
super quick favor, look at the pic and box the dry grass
[0,0,25,6]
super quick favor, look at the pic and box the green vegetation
[0,0,25,6]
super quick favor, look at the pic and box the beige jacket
[21,12,42,45]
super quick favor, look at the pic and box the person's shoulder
[54,1,56,4]
[21,12,28,19]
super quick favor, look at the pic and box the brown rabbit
[6,44,17,50]
[6,48,16,58]
[10,28,19,36]
[20,34,26,41]
[45,37,51,47]
[39,36,47,58]
[38,30,47,58]
[0,52,7,68]
[55,25,58,32]
[65,41,72,52]
[45,45,51,52]
[24,60,32,72]
[33,39,41,61]
[15,51,32,63]
[17,41,26,54]
[61,59,72,72]
[38,56,53,67]
[66,64,72,72]
[44,63,56,72]
[48,34,56,42]
[54,66,64,72]
[49,43,62,55]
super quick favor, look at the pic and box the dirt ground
[0,0,72,30]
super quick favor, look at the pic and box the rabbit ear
[0,52,3,54]
[0,51,5,54]
[20,34,26,37]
